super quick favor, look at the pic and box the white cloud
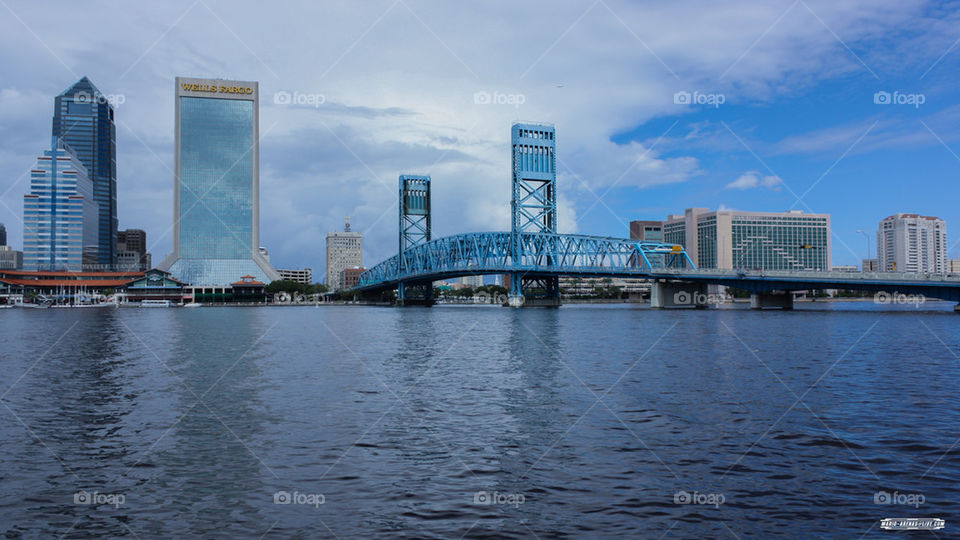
[725,171,783,190]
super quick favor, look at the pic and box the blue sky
[1,0,959,276]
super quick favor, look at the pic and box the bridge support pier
[505,272,561,308]
[397,281,434,307]
[650,281,710,308]
[750,292,794,310]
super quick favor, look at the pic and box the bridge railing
[652,268,960,283]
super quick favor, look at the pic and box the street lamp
[856,230,871,260]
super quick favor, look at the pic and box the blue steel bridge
[356,123,960,309]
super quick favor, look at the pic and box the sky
[1,0,959,278]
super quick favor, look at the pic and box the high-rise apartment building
[22,139,100,271]
[159,77,279,285]
[52,77,117,268]
[877,214,947,273]
[326,216,362,290]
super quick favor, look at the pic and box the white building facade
[877,214,947,273]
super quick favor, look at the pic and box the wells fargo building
[159,77,278,285]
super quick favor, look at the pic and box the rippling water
[1,302,959,538]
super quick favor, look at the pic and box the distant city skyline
[2,2,960,278]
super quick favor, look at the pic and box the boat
[183,302,202,308]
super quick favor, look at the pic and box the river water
[1,302,958,538]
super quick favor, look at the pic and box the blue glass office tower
[22,138,100,271]
[52,77,117,269]
[158,77,278,285]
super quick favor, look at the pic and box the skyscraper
[877,214,947,273]
[52,77,117,268]
[159,77,278,285]
[0,223,6,246]
[118,228,150,271]
[22,138,100,271]
[326,216,362,290]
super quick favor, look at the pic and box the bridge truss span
[357,231,693,291]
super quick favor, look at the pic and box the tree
[266,280,304,295]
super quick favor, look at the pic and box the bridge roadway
[354,231,960,308]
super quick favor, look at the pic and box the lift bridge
[356,123,960,309]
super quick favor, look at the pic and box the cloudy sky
[1,0,959,276]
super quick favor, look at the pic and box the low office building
[341,266,366,290]
[0,246,23,270]
[560,276,650,297]
[950,259,960,274]
[0,269,143,295]
[862,258,879,272]
[119,269,186,304]
[232,275,268,303]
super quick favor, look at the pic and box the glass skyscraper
[22,138,100,271]
[158,77,278,285]
[52,77,117,268]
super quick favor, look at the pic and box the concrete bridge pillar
[750,292,794,310]
[650,281,710,308]
[397,281,434,306]
[504,272,561,308]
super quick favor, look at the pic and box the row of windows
[517,129,554,140]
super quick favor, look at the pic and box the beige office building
[326,216,362,290]
[660,208,831,271]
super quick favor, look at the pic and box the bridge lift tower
[509,123,560,307]
[398,174,433,305]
